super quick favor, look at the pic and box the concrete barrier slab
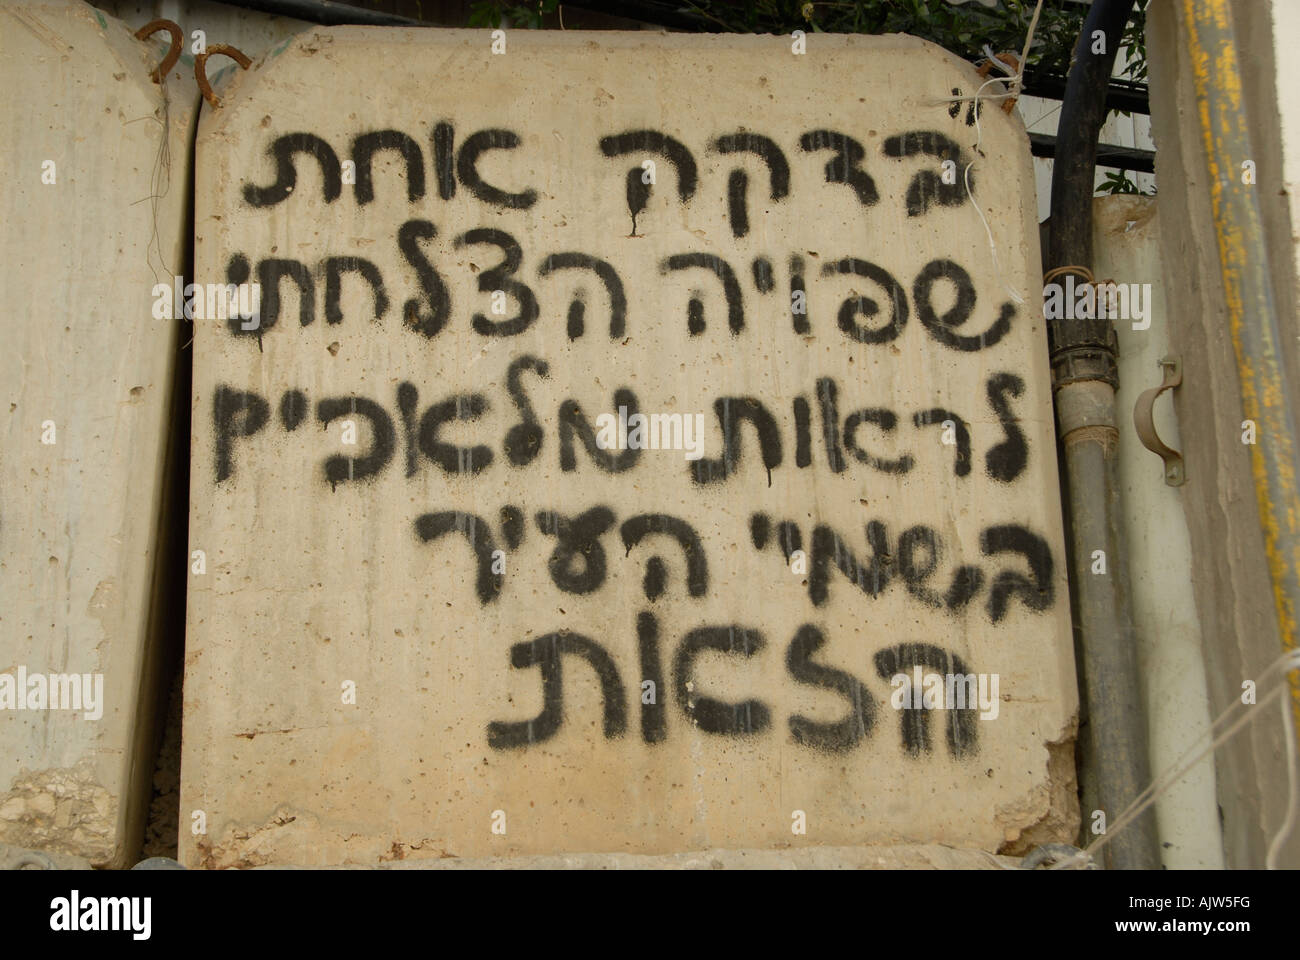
[0,1,193,867]
[182,28,1076,867]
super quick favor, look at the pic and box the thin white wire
[1266,654,1300,869]
[982,43,1018,78]
[1015,0,1046,95]
[1049,649,1300,870]
[963,73,1027,306]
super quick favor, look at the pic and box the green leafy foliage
[466,0,1153,195]
[469,0,560,29]
[469,1,1089,72]
[466,1,1149,88]
[1120,0,1148,83]
[1096,169,1155,196]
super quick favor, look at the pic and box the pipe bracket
[1133,355,1185,486]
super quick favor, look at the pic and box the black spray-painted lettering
[711,132,790,238]
[985,372,1028,483]
[418,394,493,475]
[810,521,892,606]
[535,506,616,595]
[351,130,425,205]
[873,643,978,757]
[397,219,452,338]
[537,252,627,340]
[558,388,641,473]
[279,389,308,432]
[323,256,388,325]
[898,525,942,607]
[786,624,875,752]
[414,510,503,604]
[980,524,1054,623]
[844,407,914,474]
[213,385,269,483]
[789,254,810,334]
[882,131,970,217]
[637,611,668,744]
[673,626,770,736]
[502,354,549,467]
[487,632,626,748]
[912,408,971,477]
[456,129,538,209]
[755,514,1042,620]
[816,377,846,474]
[243,132,342,207]
[798,130,878,205]
[258,258,314,331]
[454,228,539,337]
[913,258,1014,352]
[821,258,909,344]
[619,513,709,601]
[661,253,745,336]
[499,505,525,550]
[316,396,395,489]
[793,395,813,468]
[599,130,698,234]
[431,121,456,200]
[396,382,419,478]
[691,396,782,486]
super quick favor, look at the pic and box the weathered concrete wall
[1147,0,1300,868]
[180,28,1077,867]
[0,1,194,867]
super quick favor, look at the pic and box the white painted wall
[1093,197,1224,868]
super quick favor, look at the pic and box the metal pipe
[214,0,423,27]
[1046,0,1162,869]
[1020,69,1150,116]
[1029,132,1154,174]
[1179,0,1300,742]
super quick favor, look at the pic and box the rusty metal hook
[1133,355,1186,486]
[133,19,183,84]
[195,44,252,108]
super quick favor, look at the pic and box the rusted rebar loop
[195,44,252,108]
[133,19,183,84]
